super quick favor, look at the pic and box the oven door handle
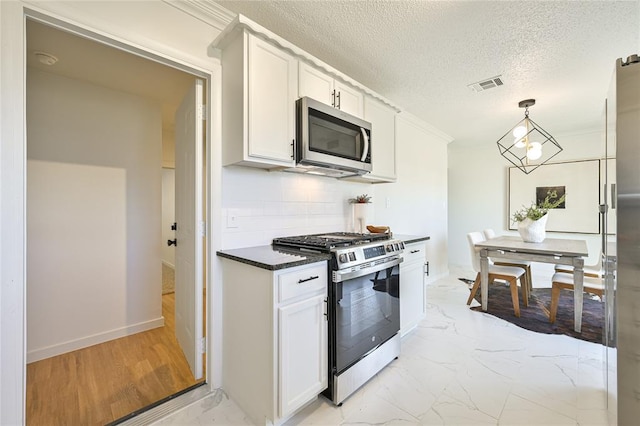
[333,257,403,283]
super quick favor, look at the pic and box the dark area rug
[469,283,604,344]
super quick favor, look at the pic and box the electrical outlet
[227,209,240,229]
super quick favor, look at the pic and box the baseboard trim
[27,316,165,363]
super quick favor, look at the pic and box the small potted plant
[349,194,371,233]
[348,194,372,204]
[512,191,565,243]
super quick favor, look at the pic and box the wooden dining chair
[554,250,603,278]
[549,272,605,323]
[466,232,527,317]
[483,228,533,294]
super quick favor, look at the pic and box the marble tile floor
[155,275,611,425]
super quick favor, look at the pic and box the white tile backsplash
[221,166,371,248]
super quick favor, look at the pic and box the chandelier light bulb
[526,142,543,160]
[512,125,527,139]
[514,137,526,148]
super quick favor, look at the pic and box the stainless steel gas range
[272,232,404,405]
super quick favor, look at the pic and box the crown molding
[211,14,402,112]
[163,0,235,31]
[397,111,454,144]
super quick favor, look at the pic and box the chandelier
[496,99,562,174]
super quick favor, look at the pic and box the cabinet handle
[336,91,341,109]
[291,139,295,160]
[331,89,336,107]
[298,275,319,284]
[324,297,328,320]
[410,249,420,254]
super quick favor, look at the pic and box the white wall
[448,128,606,282]
[374,113,451,281]
[162,128,176,168]
[162,168,176,267]
[161,130,175,267]
[26,68,163,361]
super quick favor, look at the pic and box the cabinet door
[278,294,327,418]
[400,260,425,336]
[364,96,396,180]
[335,81,363,118]
[248,35,297,165]
[299,62,334,106]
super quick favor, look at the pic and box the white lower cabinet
[279,294,327,417]
[400,242,427,335]
[222,259,328,425]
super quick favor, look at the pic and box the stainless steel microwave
[295,97,372,176]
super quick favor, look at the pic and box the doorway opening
[25,18,208,424]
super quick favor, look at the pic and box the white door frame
[0,2,225,423]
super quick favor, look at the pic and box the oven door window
[308,108,368,162]
[334,264,400,373]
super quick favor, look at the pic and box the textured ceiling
[216,0,639,146]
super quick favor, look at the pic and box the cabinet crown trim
[211,13,401,112]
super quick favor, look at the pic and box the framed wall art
[508,159,600,233]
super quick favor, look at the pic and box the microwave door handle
[360,128,370,162]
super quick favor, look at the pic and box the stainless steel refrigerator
[604,53,640,424]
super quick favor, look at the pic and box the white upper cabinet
[211,16,400,176]
[362,96,397,182]
[219,30,297,168]
[299,62,364,118]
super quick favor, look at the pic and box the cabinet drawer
[403,243,426,264]
[278,263,327,304]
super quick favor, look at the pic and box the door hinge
[199,221,206,237]
[199,337,207,354]
[197,104,207,121]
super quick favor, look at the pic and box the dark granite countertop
[394,234,430,245]
[217,234,429,271]
[217,245,330,271]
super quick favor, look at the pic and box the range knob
[386,244,393,252]
[338,253,348,263]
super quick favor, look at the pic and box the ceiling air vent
[467,75,504,92]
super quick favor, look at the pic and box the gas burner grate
[272,232,390,251]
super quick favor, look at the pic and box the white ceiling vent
[467,75,504,92]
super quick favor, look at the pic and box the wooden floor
[26,293,204,425]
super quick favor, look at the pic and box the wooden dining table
[475,236,589,333]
